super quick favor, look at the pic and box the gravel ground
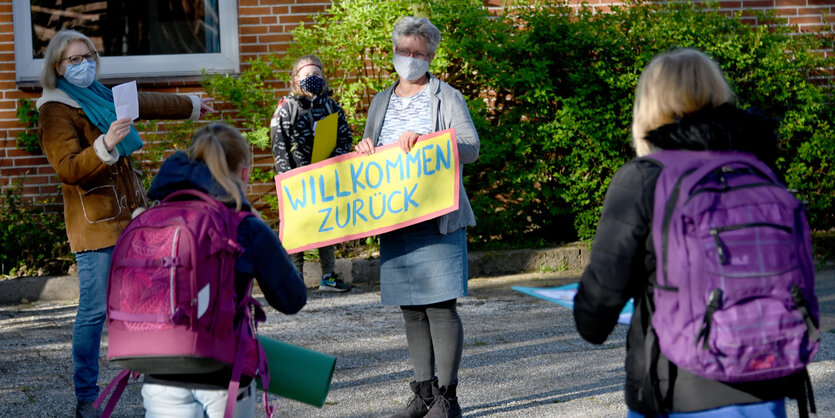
[1,270,834,417]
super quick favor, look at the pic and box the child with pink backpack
[102,123,307,417]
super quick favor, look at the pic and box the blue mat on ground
[512,282,634,325]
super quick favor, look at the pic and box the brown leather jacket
[37,88,199,253]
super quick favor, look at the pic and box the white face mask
[393,54,429,81]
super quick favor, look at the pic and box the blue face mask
[63,60,97,88]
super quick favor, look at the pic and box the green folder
[311,112,338,164]
[256,335,337,407]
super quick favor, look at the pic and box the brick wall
[0,0,832,212]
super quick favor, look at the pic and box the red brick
[260,15,278,24]
[776,0,807,5]
[775,7,800,15]
[290,5,327,14]
[791,16,827,24]
[801,5,833,13]
[240,25,269,35]
[240,6,272,15]
[808,0,834,5]
[240,35,259,44]
[14,156,48,166]
[38,166,57,175]
[239,0,259,5]
[0,119,25,129]
[800,24,831,31]
[259,34,290,43]
[239,16,260,25]
[1,167,28,177]
[279,14,312,24]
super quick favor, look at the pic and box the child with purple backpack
[574,48,818,417]
[138,123,307,417]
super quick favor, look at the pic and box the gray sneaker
[319,272,351,292]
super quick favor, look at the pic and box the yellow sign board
[276,129,460,253]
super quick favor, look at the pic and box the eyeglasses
[61,51,98,65]
[395,48,430,61]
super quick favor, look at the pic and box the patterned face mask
[299,75,324,95]
[392,54,429,81]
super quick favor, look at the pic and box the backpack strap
[791,368,816,418]
[93,369,140,418]
[223,279,274,418]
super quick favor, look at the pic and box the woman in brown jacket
[36,29,211,418]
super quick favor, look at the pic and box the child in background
[270,55,354,292]
[141,123,307,417]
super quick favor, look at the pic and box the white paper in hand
[112,80,139,121]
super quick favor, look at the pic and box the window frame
[13,0,240,84]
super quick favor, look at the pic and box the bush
[202,0,834,248]
[457,0,834,243]
[0,181,72,277]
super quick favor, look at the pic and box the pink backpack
[95,189,275,418]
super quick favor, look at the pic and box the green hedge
[0,182,71,277]
[204,0,834,248]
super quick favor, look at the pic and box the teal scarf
[57,78,143,156]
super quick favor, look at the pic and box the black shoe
[390,377,438,418]
[75,400,101,418]
[425,383,461,418]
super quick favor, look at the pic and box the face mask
[393,54,429,81]
[299,75,324,95]
[63,59,96,88]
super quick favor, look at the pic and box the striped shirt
[377,84,432,146]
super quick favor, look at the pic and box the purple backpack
[647,150,819,383]
[95,189,275,418]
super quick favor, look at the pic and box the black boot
[426,382,461,418]
[390,377,438,418]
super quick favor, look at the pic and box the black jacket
[573,104,804,414]
[144,151,307,389]
[270,93,354,174]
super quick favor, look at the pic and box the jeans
[73,247,113,401]
[626,398,786,417]
[142,383,256,418]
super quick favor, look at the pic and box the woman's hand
[103,117,134,151]
[355,137,376,155]
[396,131,420,154]
[199,97,214,118]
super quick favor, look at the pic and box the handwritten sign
[276,129,460,254]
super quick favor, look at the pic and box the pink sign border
[275,128,461,254]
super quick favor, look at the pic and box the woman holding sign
[270,55,355,292]
[355,17,480,418]
[36,29,210,417]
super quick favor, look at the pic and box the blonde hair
[631,48,736,156]
[290,55,328,97]
[40,29,100,89]
[187,123,252,211]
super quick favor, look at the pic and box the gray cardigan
[363,74,480,234]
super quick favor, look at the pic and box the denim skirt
[379,220,468,306]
